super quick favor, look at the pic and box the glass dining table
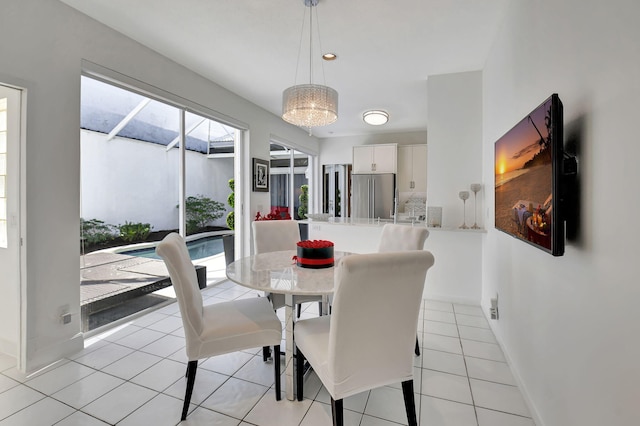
[226,249,349,400]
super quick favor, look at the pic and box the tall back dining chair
[377,223,429,355]
[377,223,429,252]
[294,250,435,426]
[252,219,301,253]
[156,233,282,421]
[252,220,323,317]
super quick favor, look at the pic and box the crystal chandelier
[282,0,338,131]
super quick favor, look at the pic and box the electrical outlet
[62,313,72,324]
[59,304,72,325]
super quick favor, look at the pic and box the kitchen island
[304,218,484,304]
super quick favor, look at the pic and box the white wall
[482,1,640,425]
[427,71,483,230]
[423,71,484,304]
[81,130,233,231]
[0,0,318,372]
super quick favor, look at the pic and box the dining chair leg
[415,335,420,356]
[263,346,271,362]
[401,379,418,426]
[182,360,198,421]
[331,398,344,426]
[273,344,281,400]
[296,301,324,318]
[295,346,305,401]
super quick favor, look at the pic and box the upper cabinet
[352,144,397,174]
[397,144,427,193]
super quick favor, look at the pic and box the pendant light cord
[291,2,327,87]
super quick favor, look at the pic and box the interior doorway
[0,83,24,367]
[323,163,351,218]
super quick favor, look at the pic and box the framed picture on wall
[253,158,269,192]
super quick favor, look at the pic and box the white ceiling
[60,0,510,139]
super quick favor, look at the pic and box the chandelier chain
[282,0,338,129]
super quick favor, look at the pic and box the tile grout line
[453,304,481,426]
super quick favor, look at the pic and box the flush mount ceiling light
[282,0,338,133]
[363,110,389,125]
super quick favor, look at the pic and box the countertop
[300,217,486,232]
[301,217,425,227]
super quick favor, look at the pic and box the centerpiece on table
[295,240,334,269]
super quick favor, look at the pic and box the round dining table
[226,249,350,400]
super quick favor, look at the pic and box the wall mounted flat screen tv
[494,94,565,256]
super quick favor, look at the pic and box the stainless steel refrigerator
[351,173,396,219]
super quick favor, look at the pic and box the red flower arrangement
[255,211,291,221]
[296,240,334,248]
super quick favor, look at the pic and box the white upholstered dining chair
[294,250,435,426]
[252,220,324,317]
[156,233,282,421]
[377,223,429,253]
[378,223,429,355]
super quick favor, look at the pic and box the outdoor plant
[81,218,117,245]
[298,184,308,219]
[226,179,235,230]
[181,195,225,234]
[119,221,152,242]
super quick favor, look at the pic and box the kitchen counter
[305,218,484,304]
[301,217,426,227]
[300,217,486,232]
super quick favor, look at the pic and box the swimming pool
[121,235,225,260]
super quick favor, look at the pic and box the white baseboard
[484,311,545,426]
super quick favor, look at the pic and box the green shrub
[226,179,235,230]
[226,211,235,230]
[181,195,225,234]
[298,184,308,219]
[81,218,117,245]
[119,221,152,242]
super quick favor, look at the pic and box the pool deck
[80,251,229,329]
[80,252,173,305]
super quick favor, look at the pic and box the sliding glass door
[79,76,237,331]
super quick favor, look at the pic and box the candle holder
[459,191,470,229]
[470,183,482,229]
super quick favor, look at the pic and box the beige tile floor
[0,279,536,425]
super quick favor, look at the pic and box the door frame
[0,82,27,371]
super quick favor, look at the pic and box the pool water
[122,235,225,260]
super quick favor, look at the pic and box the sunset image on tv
[495,98,554,250]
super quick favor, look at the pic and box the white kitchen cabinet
[397,144,427,192]
[352,144,397,174]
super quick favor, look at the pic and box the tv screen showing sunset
[495,97,554,251]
